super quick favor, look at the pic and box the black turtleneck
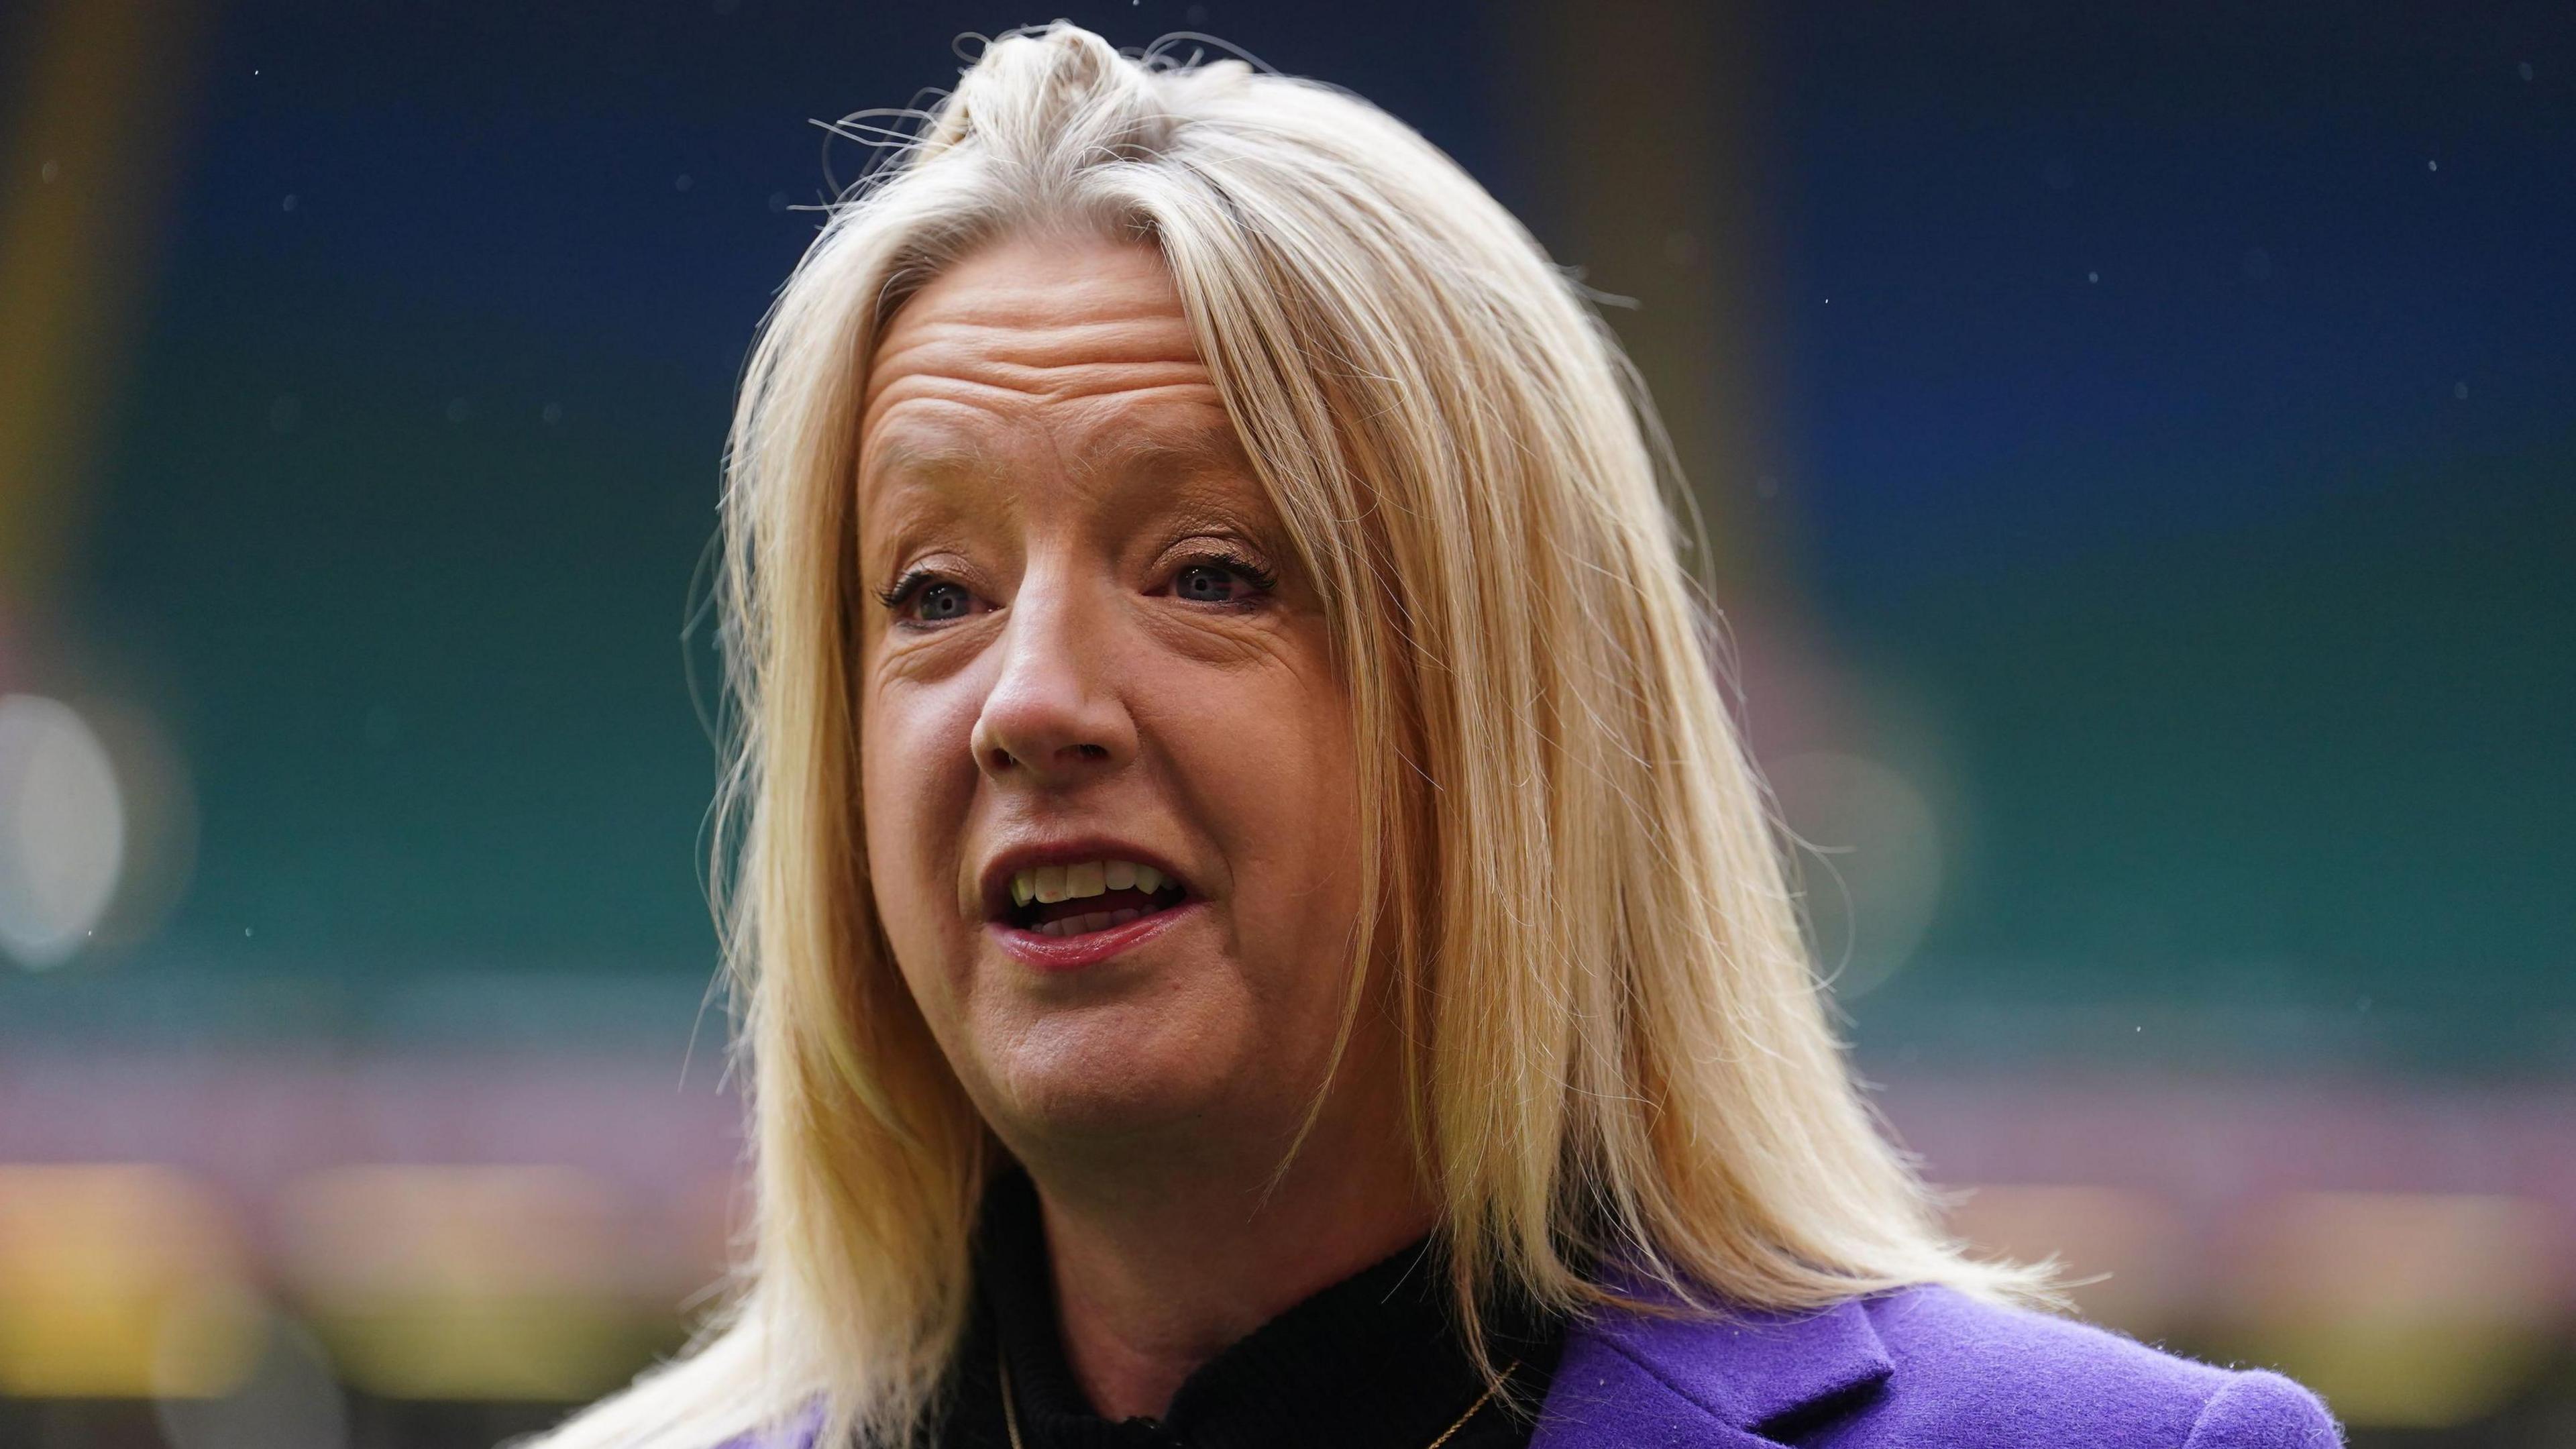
[934,1170,1564,1449]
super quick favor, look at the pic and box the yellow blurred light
[277,1164,676,1401]
[1946,1184,2190,1337]
[0,1163,260,1397]
[2218,1191,2565,1428]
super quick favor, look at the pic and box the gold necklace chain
[998,1354,1521,1449]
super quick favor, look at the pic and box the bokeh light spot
[0,694,127,970]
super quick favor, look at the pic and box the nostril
[987,747,1018,771]
[1077,743,1109,761]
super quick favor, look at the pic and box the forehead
[862,235,1203,426]
[857,233,1252,500]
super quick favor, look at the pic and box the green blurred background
[1,1,2570,1444]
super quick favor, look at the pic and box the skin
[855,231,1432,1420]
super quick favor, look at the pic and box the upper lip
[976,837,1195,921]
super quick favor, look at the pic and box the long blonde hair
[533,23,2039,1449]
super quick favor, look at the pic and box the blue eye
[875,570,982,627]
[1175,564,1246,603]
[915,582,973,621]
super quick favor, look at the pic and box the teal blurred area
[1,0,2571,1444]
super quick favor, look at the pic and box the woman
[534,23,2339,1449]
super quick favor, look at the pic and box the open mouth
[1000,859,1191,937]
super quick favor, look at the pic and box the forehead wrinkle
[868,358,1212,417]
[900,309,1199,364]
[863,313,1206,413]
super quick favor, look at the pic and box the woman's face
[855,233,1371,1156]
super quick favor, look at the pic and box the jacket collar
[1531,1283,1894,1449]
[745,1283,1896,1449]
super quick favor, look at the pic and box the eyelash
[1173,548,1280,601]
[872,549,1279,627]
[873,570,946,613]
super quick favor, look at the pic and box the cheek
[860,675,982,963]
[1162,656,1362,967]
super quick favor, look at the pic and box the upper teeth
[1012,859,1167,908]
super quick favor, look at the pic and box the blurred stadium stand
[2,1,2570,1444]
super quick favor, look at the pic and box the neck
[1014,1097,1434,1421]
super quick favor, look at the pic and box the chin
[987,1000,1252,1142]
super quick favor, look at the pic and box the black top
[934,1170,1564,1449]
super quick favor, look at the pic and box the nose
[971,576,1136,790]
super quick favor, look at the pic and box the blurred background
[1,0,2569,1444]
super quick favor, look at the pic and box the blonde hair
[533,23,2040,1449]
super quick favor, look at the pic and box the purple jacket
[1535,1284,2340,1448]
[733,1283,2340,1448]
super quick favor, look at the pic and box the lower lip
[988,900,1202,973]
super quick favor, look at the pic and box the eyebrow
[864,433,998,484]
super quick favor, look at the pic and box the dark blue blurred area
[1767,3,2574,1051]
[52,0,2566,1038]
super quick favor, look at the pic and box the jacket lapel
[1531,1291,1894,1449]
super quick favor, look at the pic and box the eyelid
[874,569,928,610]
[1165,531,1279,576]
[875,566,963,612]
[874,548,976,608]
